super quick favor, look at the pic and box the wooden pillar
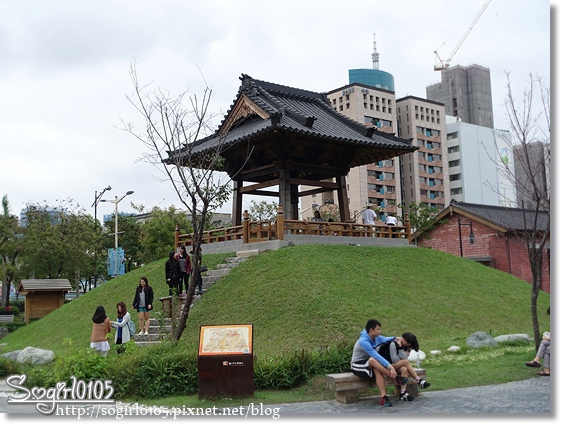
[279,169,292,220]
[336,174,351,222]
[175,222,180,249]
[276,204,285,240]
[290,184,299,222]
[232,180,244,226]
[243,210,250,244]
[404,214,412,244]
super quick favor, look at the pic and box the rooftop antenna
[371,31,380,70]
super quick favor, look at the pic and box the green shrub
[0,357,21,377]
[2,321,26,333]
[10,299,25,311]
[0,306,20,315]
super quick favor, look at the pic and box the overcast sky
[0,0,553,222]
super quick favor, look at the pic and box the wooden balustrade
[175,207,411,248]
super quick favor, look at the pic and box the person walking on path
[90,306,112,357]
[350,319,404,407]
[111,301,131,353]
[132,277,153,335]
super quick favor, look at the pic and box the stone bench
[326,369,426,404]
[0,315,15,323]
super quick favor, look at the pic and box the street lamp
[101,190,134,276]
[92,186,112,224]
[458,217,475,257]
[91,186,111,288]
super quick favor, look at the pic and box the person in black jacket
[165,251,181,296]
[132,277,153,335]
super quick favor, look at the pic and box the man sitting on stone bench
[350,319,407,407]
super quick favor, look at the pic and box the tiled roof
[449,201,550,232]
[169,74,418,169]
[17,279,72,292]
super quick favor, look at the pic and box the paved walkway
[0,376,551,418]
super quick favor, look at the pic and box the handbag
[199,264,208,273]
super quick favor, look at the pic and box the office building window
[447,132,458,140]
[448,145,460,153]
[449,159,460,167]
[451,187,463,195]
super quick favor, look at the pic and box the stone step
[204,268,231,278]
[236,249,260,258]
[134,254,251,348]
[134,340,165,348]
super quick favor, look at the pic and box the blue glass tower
[348,69,395,92]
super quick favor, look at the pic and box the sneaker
[138,331,144,335]
[380,395,393,407]
[399,391,414,401]
[395,375,409,386]
[417,379,431,389]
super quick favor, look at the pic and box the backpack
[128,320,136,337]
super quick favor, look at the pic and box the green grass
[0,245,550,406]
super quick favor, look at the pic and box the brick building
[417,201,550,293]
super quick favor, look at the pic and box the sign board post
[197,324,254,399]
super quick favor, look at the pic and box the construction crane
[434,0,492,71]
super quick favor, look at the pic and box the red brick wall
[418,213,550,294]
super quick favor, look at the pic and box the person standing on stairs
[175,245,192,296]
[165,251,181,296]
[132,277,153,335]
[190,250,207,297]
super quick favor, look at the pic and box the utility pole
[91,185,111,289]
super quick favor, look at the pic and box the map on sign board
[198,324,253,356]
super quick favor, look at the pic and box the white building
[445,116,516,207]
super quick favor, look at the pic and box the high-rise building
[426,64,494,129]
[445,116,516,207]
[395,96,449,210]
[322,83,402,220]
[513,141,550,209]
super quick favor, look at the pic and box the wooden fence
[175,206,411,248]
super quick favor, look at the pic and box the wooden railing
[175,207,411,248]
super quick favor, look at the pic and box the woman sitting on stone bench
[375,332,431,401]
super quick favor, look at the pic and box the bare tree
[497,73,550,349]
[122,61,233,341]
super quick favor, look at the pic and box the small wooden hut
[17,279,72,323]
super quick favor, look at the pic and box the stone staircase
[133,250,259,347]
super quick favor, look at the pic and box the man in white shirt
[385,214,398,226]
[362,205,376,225]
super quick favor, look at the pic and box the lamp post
[91,186,111,289]
[101,191,134,276]
[458,217,475,257]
